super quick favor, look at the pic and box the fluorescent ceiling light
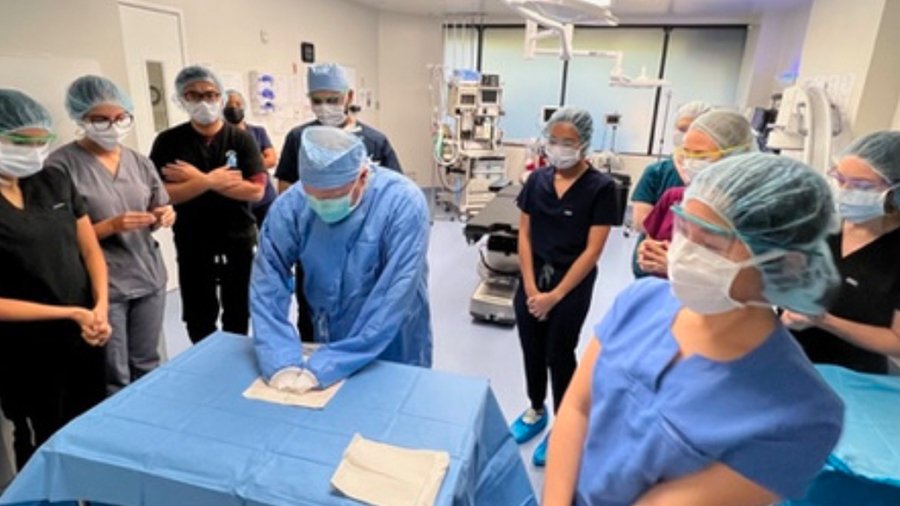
[508,0,617,25]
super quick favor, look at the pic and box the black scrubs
[515,166,618,412]
[149,122,264,343]
[792,228,900,374]
[0,169,105,470]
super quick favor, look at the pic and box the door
[118,1,187,294]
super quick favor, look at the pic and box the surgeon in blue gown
[250,126,431,392]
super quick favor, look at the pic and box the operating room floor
[160,218,638,494]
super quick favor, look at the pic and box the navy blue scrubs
[515,165,618,412]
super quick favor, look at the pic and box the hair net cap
[0,89,53,134]
[299,126,366,188]
[842,130,900,184]
[690,109,755,152]
[307,64,350,94]
[544,107,594,151]
[685,152,839,314]
[175,65,223,96]
[65,75,134,120]
[675,100,711,122]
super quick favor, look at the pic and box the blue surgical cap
[685,153,839,314]
[307,64,350,94]
[544,107,593,152]
[842,130,900,184]
[65,75,134,120]
[0,89,52,134]
[299,126,366,188]
[175,65,223,96]
[689,109,755,152]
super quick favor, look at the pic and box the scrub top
[246,124,277,210]
[516,165,618,269]
[577,278,844,506]
[47,142,168,302]
[0,168,93,339]
[643,186,685,242]
[631,157,684,205]
[792,228,900,374]
[275,120,402,185]
[149,121,264,245]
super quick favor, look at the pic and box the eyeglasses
[675,144,749,161]
[671,204,737,255]
[0,132,57,147]
[183,91,221,103]
[83,113,134,131]
[546,137,581,149]
[827,167,890,191]
[310,96,344,106]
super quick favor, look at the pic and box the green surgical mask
[308,192,357,223]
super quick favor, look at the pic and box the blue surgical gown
[577,278,844,505]
[251,166,432,387]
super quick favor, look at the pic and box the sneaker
[533,432,550,467]
[509,405,548,444]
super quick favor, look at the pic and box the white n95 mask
[0,143,50,180]
[82,122,132,151]
[668,232,778,315]
[681,158,712,184]
[546,145,581,170]
[184,100,222,125]
[312,104,348,127]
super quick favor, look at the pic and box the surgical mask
[184,100,222,125]
[668,232,777,315]
[546,145,581,170]
[834,186,889,223]
[223,106,245,125]
[0,143,49,180]
[681,158,712,184]
[81,122,132,151]
[312,104,348,127]
[307,189,360,224]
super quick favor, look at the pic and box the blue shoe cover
[509,406,547,444]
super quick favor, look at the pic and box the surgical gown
[577,278,844,505]
[251,166,432,387]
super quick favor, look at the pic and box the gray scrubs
[47,142,169,395]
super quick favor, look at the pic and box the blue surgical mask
[835,187,888,223]
[308,192,357,224]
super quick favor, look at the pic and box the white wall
[146,0,381,151]
[377,11,444,186]
[0,0,132,137]
[797,0,899,136]
[737,1,812,109]
[894,99,900,130]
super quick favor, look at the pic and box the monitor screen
[481,89,499,105]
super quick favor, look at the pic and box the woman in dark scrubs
[785,131,900,373]
[0,89,110,470]
[509,107,619,466]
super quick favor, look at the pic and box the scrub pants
[514,267,597,413]
[176,238,254,343]
[0,326,104,470]
[105,289,165,395]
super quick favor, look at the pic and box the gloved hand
[268,367,319,394]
